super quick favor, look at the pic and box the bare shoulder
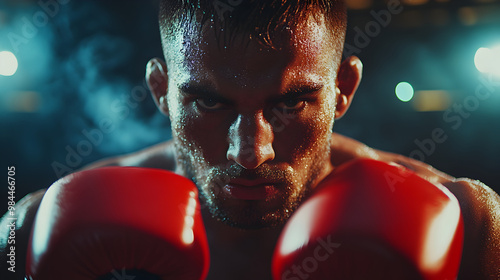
[82,140,176,171]
[331,133,500,278]
[0,189,46,278]
[331,133,455,183]
[443,178,500,279]
[0,189,46,243]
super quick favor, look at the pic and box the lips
[223,178,280,200]
[228,177,279,187]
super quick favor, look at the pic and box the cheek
[168,96,232,165]
[274,100,335,163]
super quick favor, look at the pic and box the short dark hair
[159,0,347,50]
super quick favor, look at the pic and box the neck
[201,208,282,279]
[201,207,283,244]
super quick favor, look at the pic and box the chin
[213,209,289,230]
[203,192,302,230]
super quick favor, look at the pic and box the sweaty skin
[1,11,499,280]
[157,14,341,230]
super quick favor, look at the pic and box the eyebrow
[281,83,324,98]
[178,82,324,101]
[179,83,232,103]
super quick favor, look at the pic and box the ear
[146,58,169,116]
[335,56,363,120]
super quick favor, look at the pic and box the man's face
[163,15,341,229]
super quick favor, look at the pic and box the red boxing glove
[26,167,209,280]
[273,159,463,280]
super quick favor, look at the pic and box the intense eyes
[184,82,320,113]
[195,97,306,112]
[277,99,306,111]
[195,98,226,110]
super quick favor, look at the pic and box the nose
[226,111,275,169]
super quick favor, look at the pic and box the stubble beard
[174,137,332,230]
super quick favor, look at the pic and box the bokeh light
[474,46,500,77]
[0,51,18,77]
[395,82,415,102]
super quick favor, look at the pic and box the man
[1,0,499,279]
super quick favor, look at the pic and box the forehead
[163,14,338,90]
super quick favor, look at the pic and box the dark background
[0,0,499,202]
